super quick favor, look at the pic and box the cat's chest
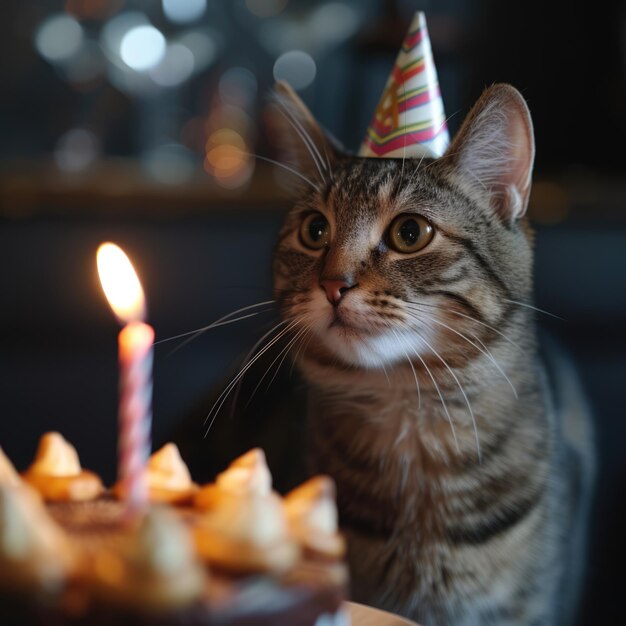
[308,387,462,542]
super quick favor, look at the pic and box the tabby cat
[270,82,594,625]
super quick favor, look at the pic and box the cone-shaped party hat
[359,12,449,159]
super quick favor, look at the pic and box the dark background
[1,0,625,623]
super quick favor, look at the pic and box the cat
[268,81,595,626]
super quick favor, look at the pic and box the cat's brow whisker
[406,299,523,353]
[502,298,564,320]
[392,329,460,454]
[276,103,327,183]
[404,308,518,399]
[277,101,328,172]
[246,153,320,192]
[400,321,480,462]
[203,319,299,436]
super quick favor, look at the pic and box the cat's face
[272,83,535,370]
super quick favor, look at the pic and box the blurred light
[310,3,359,46]
[180,116,206,153]
[273,50,316,90]
[528,181,571,224]
[177,30,217,74]
[245,0,288,18]
[208,104,255,138]
[62,40,106,84]
[143,144,195,185]
[35,14,83,63]
[96,243,145,324]
[162,0,206,24]
[219,67,257,106]
[54,128,99,172]
[120,25,166,71]
[101,12,149,66]
[204,128,253,189]
[150,43,194,87]
[65,0,124,20]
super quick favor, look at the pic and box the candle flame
[97,243,146,323]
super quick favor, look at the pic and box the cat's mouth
[329,315,361,334]
[327,307,372,337]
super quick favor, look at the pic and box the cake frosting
[0,436,349,625]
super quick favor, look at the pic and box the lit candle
[97,243,153,516]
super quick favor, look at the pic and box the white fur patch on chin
[305,292,436,369]
[320,326,434,369]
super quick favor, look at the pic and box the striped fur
[270,83,594,625]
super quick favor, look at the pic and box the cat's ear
[268,81,340,189]
[445,84,535,221]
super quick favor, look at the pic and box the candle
[97,243,153,515]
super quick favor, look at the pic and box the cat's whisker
[164,311,272,359]
[275,103,327,183]
[228,319,288,420]
[406,299,523,353]
[400,321,480,462]
[246,153,320,192]
[206,319,294,429]
[404,307,518,399]
[155,300,276,347]
[502,298,564,320]
[399,342,421,410]
[244,319,309,408]
[203,319,300,436]
[289,322,316,377]
[392,329,460,454]
[265,321,315,392]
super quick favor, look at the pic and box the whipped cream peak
[0,484,73,587]
[0,447,21,487]
[285,476,339,536]
[29,432,82,477]
[133,507,200,575]
[147,443,193,492]
[203,492,287,547]
[215,448,272,497]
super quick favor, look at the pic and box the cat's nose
[320,279,355,305]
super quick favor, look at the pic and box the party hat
[359,12,449,159]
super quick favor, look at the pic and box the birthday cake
[0,434,349,625]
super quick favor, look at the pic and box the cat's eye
[387,214,434,254]
[299,212,330,250]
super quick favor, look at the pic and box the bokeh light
[120,25,166,71]
[245,0,288,18]
[143,144,195,185]
[54,128,100,172]
[150,43,195,87]
[62,40,106,84]
[218,67,258,107]
[176,30,218,74]
[310,2,359,46]
[101,12,149,67]
[273,50,316,90]
[162,0,206,24]
[35,14,83,63]
[64,0,124,20]
[204,127,253,189]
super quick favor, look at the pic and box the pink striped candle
[97,243,153,516]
